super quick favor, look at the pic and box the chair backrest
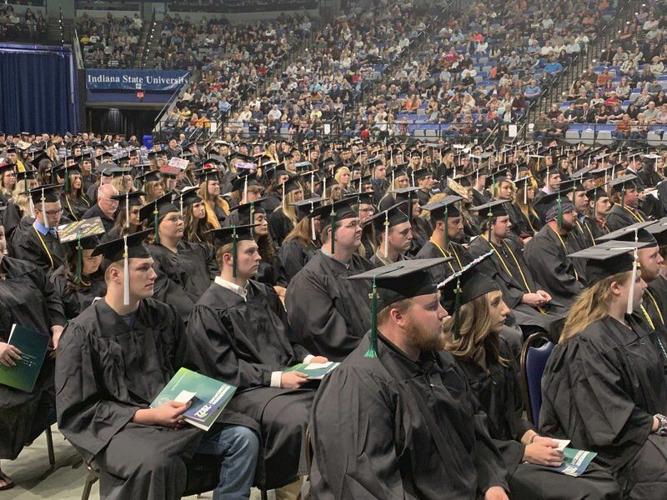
[520,332,555,427]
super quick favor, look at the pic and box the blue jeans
[197,425,260,500]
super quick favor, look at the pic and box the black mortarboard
[292,197,323,222]
[609,174,640,193]
[569,242,649,285]
[112,190,145,208]
[484,168,510,189]
[30,184,61,204]
[92,229,152,262]
[0,162,15,176]
[533,190,575,225]
[596,221,658,245]
[349,258,451,358]
[413,169,432,181]
[138,192,179,242]
[438,251,499,314]
[231,172,261,193]
[228,198,267,226]
[176,186,203,211]
[194,168,220,183]
[422,195,462,220]
[207,224,258,278]
[470,199,508,218]
[92,229,153,305]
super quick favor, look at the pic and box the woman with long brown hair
[268,177,304,246]
[59,164,91,221]
[442,260,621,499]
[541,245,667,498]
[279,198,322,285]
[196,169,229,228]
[107,191,145,240]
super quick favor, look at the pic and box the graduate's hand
[51,325,65,350]
[523,439,564,467]
[536,290,552,303]
[484,486,509,500]
[0,342,22,367]
[136,401,189,428]
[522,293,546,307]
[281,371,309,389]
[308,356,329,364]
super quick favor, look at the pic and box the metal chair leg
[81,469,98,500]
[45,426,55,468]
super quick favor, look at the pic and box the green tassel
[75,233,83,284]
[487,207,493,241]
[443,207,449,247]
[364,278,378,358]
[232,225,238,279]
[556,195,563,229]
[65,172,70,192]
[452,278,462,340]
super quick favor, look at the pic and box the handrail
[72,28,84,69]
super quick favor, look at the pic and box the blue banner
[86,69,189,91]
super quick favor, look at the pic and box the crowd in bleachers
[0,4,46,43]
[166,0,318,13]
[536,4,666,141]
[76,12,142,68]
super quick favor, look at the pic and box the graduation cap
[438,251,497,336]
[292,197,323,240]
[207,224,258,278]
[484,168,510,189]
[231,172,261,199]
[393,186,420,219]
[533,190,575,226]
[0,162,15,176]
[30,184,62,229]
[595,221,657,245]
[228,197,267,226]
[366,202,410,259]
[138,193,179,242]
[58,218,106,283]
[92,229,153,306]
[281,176,303,209]
[176,186,203,214]
[311,197,359,253]
[470,200,509,240]
[569,242,650,312]
[194,168,220,184]
[646,218,667,247]
[422,195,462,245]
[609,174,640,193]
[413,169,432,182]
[136,170,161,187]
[111,191,146,228]
[348,257,451,358]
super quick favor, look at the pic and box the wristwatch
[654,414,667,436]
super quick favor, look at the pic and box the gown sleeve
[285,269,359,361]
[33,264,66,327]
[310,366,413,499]
[55,322,139,461]
[187,304,275,388]
[569,336,654,458]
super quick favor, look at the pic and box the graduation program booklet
[551,439,598,477]
[0,324,50,392]
[286,361,340,380]
[151,367,237,431]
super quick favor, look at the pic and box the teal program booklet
[551,439,598,477]
[151,367,237,431]
[287,361,340,380]
[0,324,50,392]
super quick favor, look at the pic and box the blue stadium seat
[520,332,555,427]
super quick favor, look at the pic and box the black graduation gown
[416,188,431,206]
[49,265,107,320]
[82,203,116,232]
[285,251,373,361]
[9,218,66,272]
[524,225,584,308]
[0,256,65,459]
[187,281,313,488]
[61,193,91,221]
[605,204,648,232]
[279,238,318,285]
[56,298,258,500]
[415,240,471,285]
[310,333,509,499]
[149,240,215,321]
[540,316,667,499]
[471,188,490,207]
[0,197,22,236]
[371,178,388,205]
[268,209,294,246]
[457,341,621,500]
[505,202,532,239]
[469,236,567,332]
[566,217,597,283]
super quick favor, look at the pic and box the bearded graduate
[187,224,328,495]
[310,258,509,500]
